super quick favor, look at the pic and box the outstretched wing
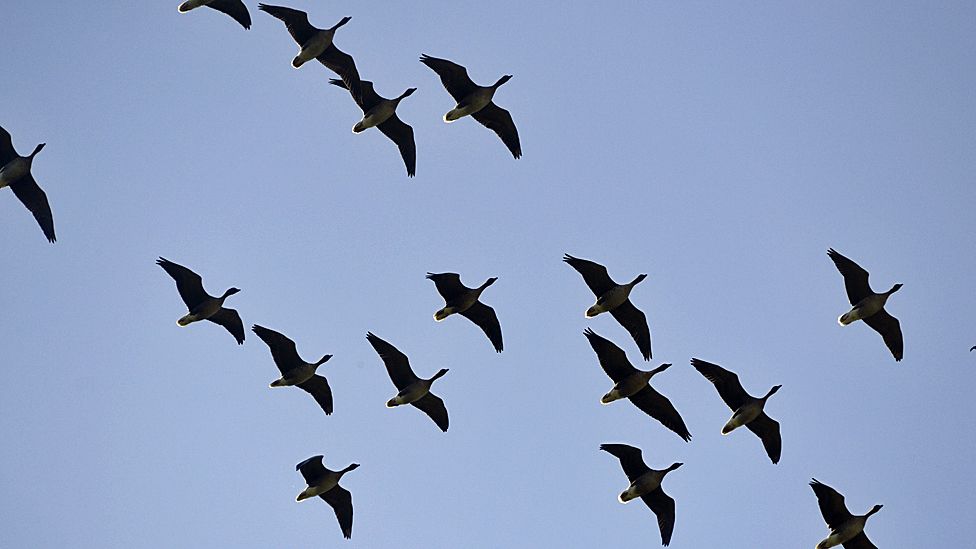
[809,478,855,530]
[599,443,650,483]
[10,175,56,242]
[583,328,636,383]
[610,300,652,360]
[412,393,449,432]
[827,248,873,305]
[563,254,616,296]
[426,272,467,301]
[258,4,317,44]
[419,54,477,103]
[640,488,676,547]
[459,301,503,352]
[629,386,692,442]
[690,358,749,411]
[745,412,781,464]
[208,0,251,29]
[0,125,17,166]
[298,375,334,416]
[320,486,353,539]
[366,332,418,390]
[251,325,300,373]
[377,114,416,178]
[318,45,362,105]
[471,102,521,159]
[862,309,903,361]
[208,307,245,344]
[156,257,208,309]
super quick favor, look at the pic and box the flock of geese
[5,2,957,547]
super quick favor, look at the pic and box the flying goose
[366,332,449,432]
[426,272,503,353]
[252,325,334,415]
[419,54,521,159]
[564,254,652,360]
[329,78,416,177]
[600,443,681,547]
[0,125,55,242]
[584,329,690,442]
[828,248,903,361]
[810,478,883,549]
[258,4,361,100]
[296,455,359,539]
[691,358,781,464]
[156,257,245,344]
[177,0,251,29]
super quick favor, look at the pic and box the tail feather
[838,310,858,325]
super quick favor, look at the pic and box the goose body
[600,443,680,546]
[178,0,251,29]
[810,478,882,549]
[419,54,521,158]
[253,325,334,415]
[692,358,782,463]
[296,455,358,539]
[329,79,416,177]
[156,257,245,344]
[828,248,904,361]
[564,254,652,360]
[366,332,450,431]
[585,329,690,441]
[0,126,56,242]
[427,272,503,352]
[259,4,361,100]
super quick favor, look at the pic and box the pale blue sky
[2,1,974,547]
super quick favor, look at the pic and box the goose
[564,254,652,360]
[419,54,521,159]
[810,478,882,549]
[0,125,55,242]
[295,455,358,539]
[258,4,361,101]
[328,78,416,177]
[177,0,251,29]
[691,358,781,464]
[828,248,903,361]
[252,325,334,415]
[156,257,245,344]
[366,332,449,432]
[427,272,503,353]
[600,443,680,547]
[584,329,690,441]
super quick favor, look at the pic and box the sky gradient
[2,2,974,547]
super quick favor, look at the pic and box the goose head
[865,504,883,517]
[397,88,417,101]
[429,368,450,382]
[628,273,648,287]
[478,277,498,292]
[664,462,683,473]
[887,283,903,295]
[221,287,241,299]
[341,463,361,475]
[492,74,513,88]
[331,16,351,31]
[763,384,782,400]
[314,354,333,368]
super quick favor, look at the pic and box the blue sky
[2,1,974,547]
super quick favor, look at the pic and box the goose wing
[745,412,781,464]
[318,45,362,104]
[599,443,650,482]
[843,532,878,549]
[809,479,855,529]
[377,114,416,178]
[563,254,616,296]
[320,485,353,539]
[208,307,245,344]
[828,248,873,304]
[10,174,56,243]
[862,309,903,361]
[471,102,521,159]
[610,299,652,361]
[298,374,334,416]
[329,78,382,112]
[411,392,449,432]
[296,455,327,484]
[0,125,16,165]
[366,332,418,390]
[419,54,477,102]
[640,488,676,547]
[690,358,749,410]
[426,272,467,301]
[459,301,503,352]
[628,386,692,442]
[584,328,637,383]
[156,257,208,309]
[252,325,301,373]
[258,4,317,44]
[208,0,251,29]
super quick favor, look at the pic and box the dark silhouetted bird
[156,257,244,344]
[329,78,416,177]
[295,455,358,539]
[0,125,55,242]
[177,0,251,29]
[252,325,334,415]
[427,272,503,352]
[809,478,883,549]
[366,332,449,431]
[827,248,903,361]
[600,443,681,546]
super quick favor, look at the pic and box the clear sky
[2,1,974,547]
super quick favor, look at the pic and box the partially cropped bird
[329,78,416,177]
[366,332,449,431]
[252,325,334,415]
[564,254,652,360]
[827,248,903,361]
[809,478,883,549]
[156,257,244,344]
[258,4,361,101]
[0,125,55,242]
[584,329,690,441]
[295,455,358,539]
[419,54,521,159]
[177,0,251,29]
[600,443,681,547]
[426,272,503,353]
[691,358,781,464]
